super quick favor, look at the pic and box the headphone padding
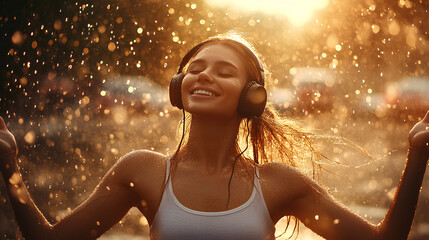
[169,73,185,109]
[237,81,267,118]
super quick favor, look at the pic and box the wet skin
[0,43,428,239]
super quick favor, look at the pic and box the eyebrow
[189,59,239,71]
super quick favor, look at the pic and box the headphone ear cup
[237,81,267,118]
[169,73,185,109]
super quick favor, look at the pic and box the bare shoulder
[259,162,325,199]
[257,162,323,221]
[115,149,167,170]
[258,162,311,187]
[109,149,168,187]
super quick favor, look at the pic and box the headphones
[169,40,267,118]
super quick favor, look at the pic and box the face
[181,43,249,118]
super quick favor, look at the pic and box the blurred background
[0,0,429,239]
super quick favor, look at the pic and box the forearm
[1,155,54,240]
[378,148,429,239]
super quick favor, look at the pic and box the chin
[185,106,238,119]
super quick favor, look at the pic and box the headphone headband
[176,40,265,86]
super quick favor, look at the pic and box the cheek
[228,85,243,100]
[180,75,192,94]
[224,80,245,99]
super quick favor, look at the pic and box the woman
[1,33,429,240]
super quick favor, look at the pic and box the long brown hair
[163,32,328,239]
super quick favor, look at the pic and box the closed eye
[219,73,233,77]
[188,70,202,74]
[187,61,205,74]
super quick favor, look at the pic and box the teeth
[193,89,214,96]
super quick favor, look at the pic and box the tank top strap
[164,158,171,184]
[253,166,263,193]
[255,165,260,178]
[254,166,260,183]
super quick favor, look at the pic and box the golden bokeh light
[205,0,329,26]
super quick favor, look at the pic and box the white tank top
[150,159,276,240]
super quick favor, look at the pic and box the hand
[408,111,429,156]
[0,116,18,171]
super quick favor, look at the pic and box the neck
[181,113,244,174]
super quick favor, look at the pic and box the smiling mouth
[192,89,216,97]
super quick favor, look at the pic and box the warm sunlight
[3,0,429,239]
[205,0,330,26]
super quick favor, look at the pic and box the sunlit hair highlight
[182,32,268,86]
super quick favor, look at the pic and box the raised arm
[379,110,429,239]
[268,111,429,239]
[0,116,146,239]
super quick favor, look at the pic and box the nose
[197,70,214,83]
